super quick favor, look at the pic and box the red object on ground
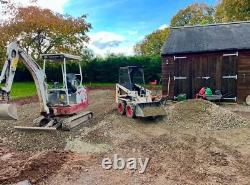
[196,87,206,99]
[150,80,157,85]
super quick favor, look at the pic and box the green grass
[10,82,37,99]
[7,82,162,99]
[83,82,114,88]
[9,82,115,99]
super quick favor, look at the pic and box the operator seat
[66,73,77,94]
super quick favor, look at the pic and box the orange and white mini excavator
[0,41,93,131]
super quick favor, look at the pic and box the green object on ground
[177,94,187,101]
[205,88,213,96]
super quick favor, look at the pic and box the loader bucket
[135,101,166,117]
[0,103,18,120]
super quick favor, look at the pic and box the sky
[4,0,218,56]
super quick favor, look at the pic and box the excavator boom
[0,41,49,120]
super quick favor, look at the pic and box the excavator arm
[0,41,50,120]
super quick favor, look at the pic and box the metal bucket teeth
[0,103,18,120]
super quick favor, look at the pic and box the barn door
[174,57,192,98]
[221,54,238,101]
[192,57,210,97]
[192,55,222,98]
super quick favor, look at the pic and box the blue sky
[10,0,218,56]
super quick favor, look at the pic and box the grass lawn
[9,82,115,99]
[8,82,162,99]
[10,82,37,99]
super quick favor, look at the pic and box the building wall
[237,51,250,103]
[162,51,250,103]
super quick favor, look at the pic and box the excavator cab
[42,53,86,106]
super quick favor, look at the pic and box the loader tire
[118,101,126,115]
[126,104,136,119]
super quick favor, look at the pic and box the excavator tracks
[61,111,93,131]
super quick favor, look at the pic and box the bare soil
[0,90,250,185]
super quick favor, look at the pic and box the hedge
[9,56,162,83]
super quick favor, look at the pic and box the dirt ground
[1,90,250,185]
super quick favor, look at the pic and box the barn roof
[161,21,250,56]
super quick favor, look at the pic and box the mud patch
[0,146,70,185]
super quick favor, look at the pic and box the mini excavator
[0,41,93,131]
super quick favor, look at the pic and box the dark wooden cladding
[162,51,250,103]
[162,57,175,99]
[237,52,250,103]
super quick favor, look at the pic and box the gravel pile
[164,99,249,130]
[0,90,115,152]
[0,103,71,151]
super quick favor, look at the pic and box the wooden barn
[161,21,250,103]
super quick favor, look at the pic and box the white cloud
[0,0,68,24]
[90,31,125,49]
[158,24,169,30]
[10,0,68,13]
[88,31,134,57]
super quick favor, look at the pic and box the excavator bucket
[135,101,166,118]
[0,103,18,120]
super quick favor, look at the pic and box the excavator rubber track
[61,111,93,131]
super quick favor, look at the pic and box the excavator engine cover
[0,103,18,120]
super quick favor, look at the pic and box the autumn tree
[0,2,91,60]
[171,3,216,27]
[215,0,250,22]
[134,28,170,56]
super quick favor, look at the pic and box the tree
[0,3,91,60]
[171,3,216,27]
[215,0,250,22]
[134,28,170,56]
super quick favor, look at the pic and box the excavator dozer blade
[135,101,166,118]
[0,103,18,120]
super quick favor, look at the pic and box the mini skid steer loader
[0,41,93,131]
[116,66,166,118]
